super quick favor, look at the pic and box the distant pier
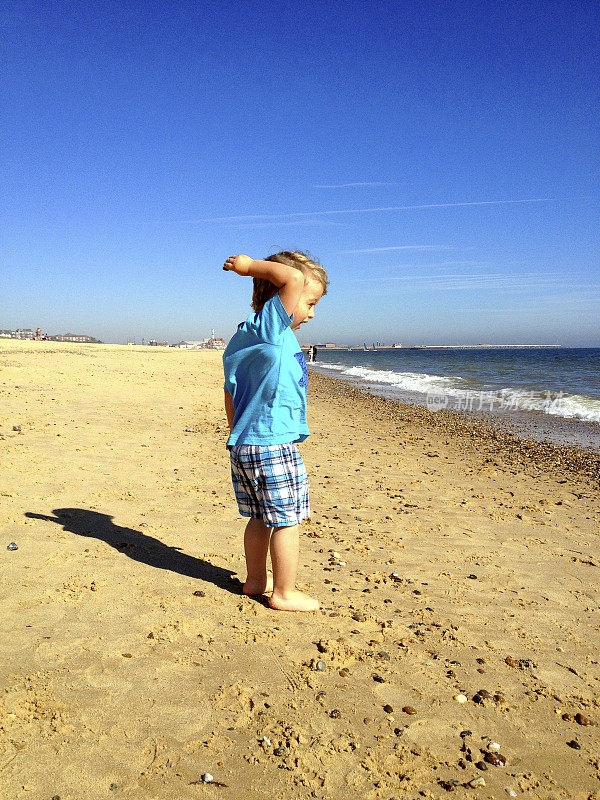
[303,344,562,352]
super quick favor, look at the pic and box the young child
[222,251,329,612]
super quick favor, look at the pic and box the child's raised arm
[223,255,303,317]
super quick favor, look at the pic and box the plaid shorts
[229,443,310,527]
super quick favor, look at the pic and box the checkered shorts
[229,443,310,527]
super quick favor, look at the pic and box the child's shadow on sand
[25,508,242,596]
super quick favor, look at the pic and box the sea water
[307,347,600,449]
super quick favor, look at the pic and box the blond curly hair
[251,250,329,312]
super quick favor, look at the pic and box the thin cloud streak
[361,273,596,293]
[349,271,556,283]
[188,198,554,223]
[342,245,455,253]
[174,218,347,228]
[216,220,349,229]
[314,181,398,188]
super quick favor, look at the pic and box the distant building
[148,339,169,347]
[172,336,226,350]
[52,332,99,343]
[172,340,207,349]
[15,328,35,340]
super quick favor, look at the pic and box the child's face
[291,277,324,331]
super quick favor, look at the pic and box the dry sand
[1,339,599,800]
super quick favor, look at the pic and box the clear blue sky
[2,0,598,346]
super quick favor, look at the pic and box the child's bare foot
[243,573,274,596]
[269,590,319,612]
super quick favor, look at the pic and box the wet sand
[1,340,599,799]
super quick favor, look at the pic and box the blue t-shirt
[223,292,309,449]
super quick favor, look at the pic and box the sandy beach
[1,339,599,800]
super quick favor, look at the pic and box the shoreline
[307,371,600,492]
[308,361,600,452]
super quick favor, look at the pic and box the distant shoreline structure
[302,343,563,351]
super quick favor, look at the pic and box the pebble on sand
[202,773,214,783]
[402,706,417,715]
[484,752,507,766]
[469,776,486,788]
[455,694,468,703]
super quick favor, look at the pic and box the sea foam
[313,363,600,424]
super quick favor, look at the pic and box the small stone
[338,668,350,677]
[352,611,366,622]
[505,656,518,668]
[261,736,271,747]
[12,425,21,431]
[575,712,592,726]
[484,752,506,766]
[566,739,581,749]
[274,746,286,756]
[477,689,491,699]
[475,761,488,771]
[455,694,468,703]
[202,773,214,783]
[122,653,132,658]
[460,730,473,738]
[402,706,417,715]
[440,779,461,791]
[330,709,341,718]
[505,790,517,798]
[109,784,118,791]
[562,712,575,721]
[378,651,391,660]
[7,542,18,551]
[467,574,478,580]
[488,742,501,752]
[373,674,385,683]
[193,590,206,597]
[493,694,506,704]
[383,704,394,714]
[469,776,486,788]
[472,693,484,704]
[316,660,326,671]
[449,660,461,666]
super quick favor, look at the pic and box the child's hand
[223,255,253,276]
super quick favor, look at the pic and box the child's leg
[243,517,274,595]
[269,524,319,612]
